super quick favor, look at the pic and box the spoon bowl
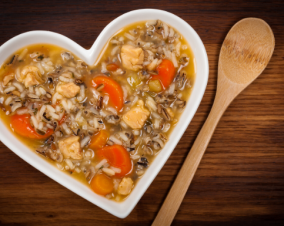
[221,18,274,84]
[153,18,275,226]
[216,18,275,109]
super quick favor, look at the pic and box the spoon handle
[152,98,226,226]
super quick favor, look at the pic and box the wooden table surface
[1,0,284,225]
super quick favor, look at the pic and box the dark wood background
[1,0,284,225]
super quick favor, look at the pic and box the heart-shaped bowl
[0,9,208,218]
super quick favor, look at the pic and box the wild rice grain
[131,96,138,106]
[50,112,60,120]
[12,82,24,92]
[18,48,28,60]
[146,96,157,111]
[61,99,68,111]
[169,27,174,38]
[151,111,162,119]
[120,121,128,129]
[132,130,140,136]
[39,105,46,118]
[103,95,109,106]
[65,159,75,170]
[75,167,81,173]
[46,105,55,113]
[153,137,164,148]
[119,132,129,142]
[153,118,161,129]
[175,42,181,56]
[124,33,136,41]
[36,63,45,75]
[121,86,128,101]
[136,170,144,176]
[4,86,16,94]
[168,83,175,95]
[55,131,62,137]
[35,87,41,96]
[101,62,107,73]
[111,45,120,56]
[109,135,122,145]
[62,123,72,135]
[163,123,171,132]
[106,106,117,115]
[95,159,108,169]
[67,99,73,110]
[130,154,140,160]
[110,166,121,174]
[17,108,29,115]
[46,123,54,129]
[163,23,169,39]
[55,105,61,112]
[102,168,115,176]
[52,92,62,105]
[172,52,178,68]
[29,86,34,94]
[134,137,141,146]
[38,121,43,130]
[39,87,46,95]
[11,103,22,112]
[31,115,39,129]
[4,96,13,105]
[80,136,90,148]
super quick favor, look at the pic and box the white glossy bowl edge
[0,9,209,218]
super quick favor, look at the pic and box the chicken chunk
[121,45,144,71]
[58,136,82,159]
[3,73,14,86]
[18,66,44,87]
[56,82,80,98]
[122,100,150,129]
[117,178,133,195]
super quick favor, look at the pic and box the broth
[0,20,195,201]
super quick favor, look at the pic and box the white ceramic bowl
[0,9,208,218]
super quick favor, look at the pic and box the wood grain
[0,0,284,225]
[153,18,275,226]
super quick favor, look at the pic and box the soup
[0,20,195,201]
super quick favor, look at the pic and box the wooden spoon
[152,18,275,226]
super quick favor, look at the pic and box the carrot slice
[106,63,119,72]
[89,130,109,150]
[10,114,53,139]
[90,173,114,195]
[91,75,124,111]
[150,59,175,90]
[96,145,132,177]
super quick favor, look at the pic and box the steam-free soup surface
[0,20,195,201]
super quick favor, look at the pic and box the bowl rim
[0,8,209,218]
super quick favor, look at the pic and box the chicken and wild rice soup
[0,20,195,201]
